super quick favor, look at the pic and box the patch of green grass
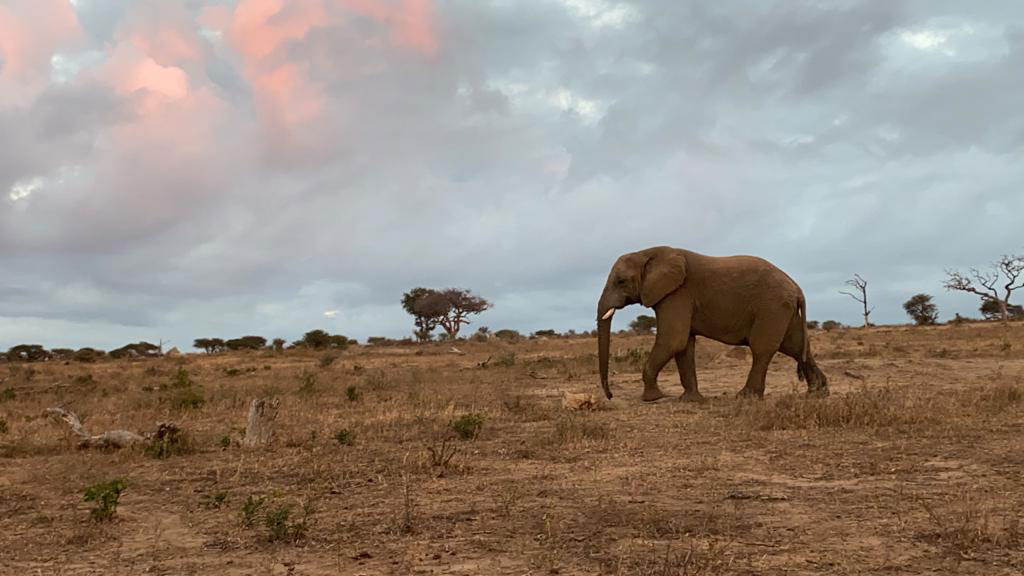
[334,428,354,446]
[345,385,360,402]
[173,386,205,411]
[83,479,127,522]
[241,495,266,528]
[450,413,485,440]
[172,366,192,388]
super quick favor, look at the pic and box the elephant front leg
[674,335,705,402]
[641,306,691,402]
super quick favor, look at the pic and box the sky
[1,0,1023,351]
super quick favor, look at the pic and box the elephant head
[597,246,687,399]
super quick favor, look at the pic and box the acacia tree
[840,274,873,328]
[903,294,938,325]
[630,315,657,334]
[402,288,491,341]
[944,255,1024,321]
[402,287,441,341]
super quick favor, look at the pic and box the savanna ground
[1,322,1023,575]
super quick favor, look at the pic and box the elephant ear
[640,248,687,308]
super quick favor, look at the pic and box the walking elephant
[597,246,828,401]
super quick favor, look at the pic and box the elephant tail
[796,293,809,382]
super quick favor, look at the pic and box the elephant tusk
[601,309,615,320]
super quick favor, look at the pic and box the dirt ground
[1,322,1022,575]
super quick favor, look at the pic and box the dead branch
[44,407,146,449]
[840,273,873,327]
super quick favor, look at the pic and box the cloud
[2,0,1023,350]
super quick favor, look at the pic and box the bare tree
[840,274,873,328]
[944,254,1024,321]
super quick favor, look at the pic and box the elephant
[597,246,828,401]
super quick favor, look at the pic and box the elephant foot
[678,390,707,403]
[806,386,829,398]
[736,387,764,399]
[641,387,668,402]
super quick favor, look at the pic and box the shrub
[552,414,611,445]
[51,348,74,360]
[345,385,360,402]
[0,417,8,434]
[241,495,266,528]
[173,387,205,411]
[73,348,105,363]
[822,320,843,331]
[493,352,516,367]
[334,428,354,446]
[83,479,127,522]
[0,386,14,403]
[264,502,312,542]
[494,329,521,342]
[298,370,317,394]
[144,424,190,459]
[903,294,939,325]
[6,344,50,363]
[450,413,485,440]
[533,329,559,338]
[806,320,820,330]
[172,367,192,388]
[272,338,286,353]
[319,352,339,368]
[300,330,351,350]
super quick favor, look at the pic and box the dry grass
[1,322,1023,574]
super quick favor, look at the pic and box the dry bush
[731,386,946,431]
[550,413,611,446]
[919,494,1024,557]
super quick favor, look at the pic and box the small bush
[0,417,8,434]
[144,424,190,459]
[319,352,339,368]
[806,320,820,330]
[83,479,127,522]
[450,413,485,440]
[298,370,317,394]
[241,495,266,528]
[822,320,843,332]
[0,386,14,403]
[72,374,95,387]
[172,367,192,388]
[264,502,312,542]
[219,435,232,449]
[334,428,354,446]
[345,385,360,402]
[493,329,521,342]
[173,387,205,411]
[493,352,517,367]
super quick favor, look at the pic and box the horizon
[3,1,1023,350]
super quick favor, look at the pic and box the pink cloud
[0,0,83,104]
[221,0,439,132]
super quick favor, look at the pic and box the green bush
[0,386,14,403]
[334,428,354,446]
[345,385,360,402]
[451,413,485,440]
[173,387,205,410]
[83,479,127,522]
[241,495,266,528]
[0,417,8,434]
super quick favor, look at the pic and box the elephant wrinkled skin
[597,246,828,401]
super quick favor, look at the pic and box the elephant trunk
[598,301,615,399]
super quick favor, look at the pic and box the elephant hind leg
[780,315,828,394]
[738,308,792,397]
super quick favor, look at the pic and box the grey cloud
[2,0,1023,350]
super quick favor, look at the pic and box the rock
[562,392,601,411]
[165,347,182,358]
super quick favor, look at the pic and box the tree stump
[242,399,279,448]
